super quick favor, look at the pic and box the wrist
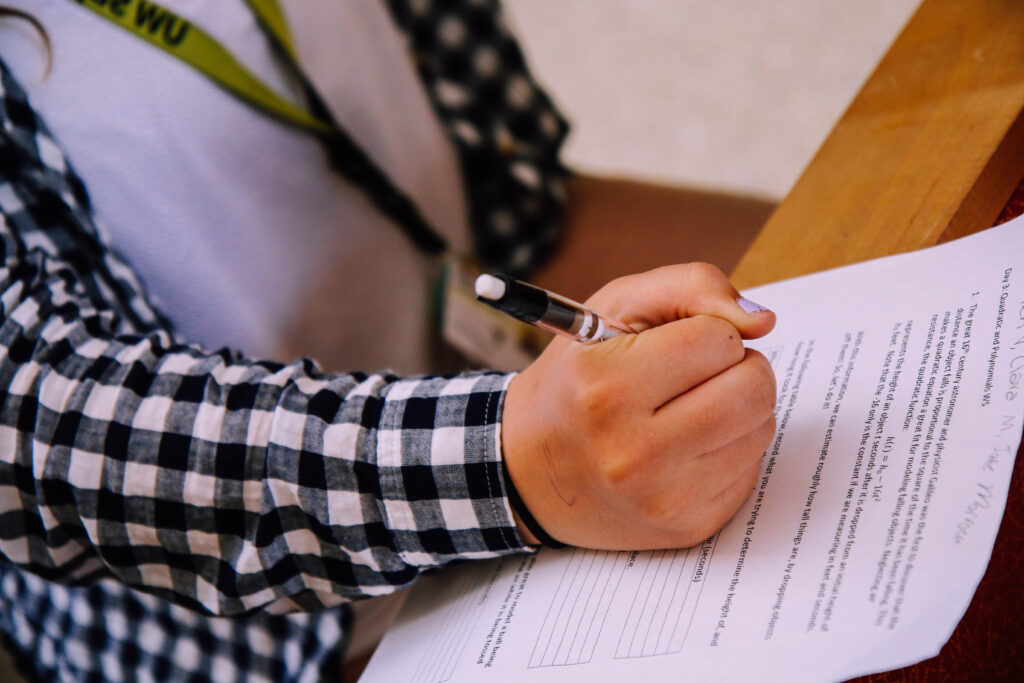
[500,371,572,549]
[510,509,540,546]
[503,460,565,548]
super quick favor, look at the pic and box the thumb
[586,262,775,339]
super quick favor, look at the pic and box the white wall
[504,0,921,200]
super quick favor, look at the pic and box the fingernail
[737,296,770,314]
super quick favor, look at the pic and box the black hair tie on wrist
[502,465,567,549]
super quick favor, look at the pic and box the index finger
[602,313,747,410]
[586,262,775,340]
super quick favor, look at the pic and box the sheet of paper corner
[363,217,1024,682]
[713,217,1024,677]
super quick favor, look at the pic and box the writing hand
[502,263,776,549]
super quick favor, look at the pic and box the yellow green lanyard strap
[69,0,328,133]
[66,0,449,255]
[242,0,297,62]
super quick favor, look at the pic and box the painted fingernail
[737,296,770,314]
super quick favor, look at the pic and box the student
[0,1,776,680]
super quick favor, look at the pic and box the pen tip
[475,274,507,301]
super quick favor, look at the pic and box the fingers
[638,416,775,548]
[688,421,773,537]
[651,348,777,457]
[587,262,775,339]
[611,314,746,408]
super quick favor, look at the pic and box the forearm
[0,256,528,612]
[0,65,530,615]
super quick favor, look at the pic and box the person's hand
[502,263,776,550]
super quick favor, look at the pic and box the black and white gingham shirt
[0,1,569,680]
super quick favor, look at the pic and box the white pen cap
[474,274,507,301]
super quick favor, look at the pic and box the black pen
[474,274,635,343]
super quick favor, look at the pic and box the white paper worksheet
[361,218,1024,682]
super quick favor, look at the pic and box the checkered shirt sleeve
[0,60,529,619]
[0,568,348,682]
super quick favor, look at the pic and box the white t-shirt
[2,0,471,375]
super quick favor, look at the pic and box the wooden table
[731,0,1024,679]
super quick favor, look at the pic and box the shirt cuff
[375,371,530,565]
